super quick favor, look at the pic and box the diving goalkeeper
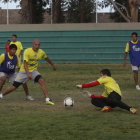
[76,69,137,114]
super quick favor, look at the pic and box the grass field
[0,64,140,140]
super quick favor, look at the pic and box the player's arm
[76,80,100,88]
[45,57,56,71]
[124,43,129,67]
[0,54,5,65]
[18,42,23,57]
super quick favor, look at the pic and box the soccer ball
[64,97,74,107]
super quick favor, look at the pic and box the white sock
[45,98,50,102]
[0,94,3,98]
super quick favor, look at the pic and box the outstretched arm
[45,57,56,71]
[76,80,100,88]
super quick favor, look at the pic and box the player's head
[100,69,111,77]
[12,34,17,42]
[7,40,11,44]
[32,39,40,52]
[9,44,17,56]
[131,32,138,42]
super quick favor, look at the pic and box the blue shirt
[129,40,140,66]
[0,53,17,74]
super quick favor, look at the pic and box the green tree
[67,0,95,23]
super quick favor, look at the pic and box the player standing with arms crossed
[0,40,56,105]
[124,32,140,90]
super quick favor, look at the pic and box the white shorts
[15,70,41,84]
[131,65,140,71]
[0,72,17,83]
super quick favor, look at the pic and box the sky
[0,0,113,13]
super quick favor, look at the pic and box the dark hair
[131,32,138,37]
[12,34,17,38]
[100,69,111,77]
[9,44,17,50]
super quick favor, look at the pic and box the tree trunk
[79,0,84,23]
[109,0,131,22]
[129,0,139,22]
[52,0,61,23]
[20,0,33,23]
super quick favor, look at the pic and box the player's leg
[91,97,107,108]
[8,72,34,100]
[31,70,54,105]
[132,65,140,90]
[0,72,27,98]
[91,97,111,112]
[106,91,136,114]
[0,72,7,91]
[22,83,34,101]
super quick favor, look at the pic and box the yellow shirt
[125,40,138,52]
[20,48,47,72]
[97,76,122,97]
[0,53,20,68]
[10,41,23,57]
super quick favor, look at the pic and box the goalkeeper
[76,69,137,114]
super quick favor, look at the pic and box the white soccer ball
[64,97,74,107]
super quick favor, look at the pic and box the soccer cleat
[130,108,137,114]
[26,95,34,101]
[0,93,3,99]
[101,106,111,112]
[136,85,140,90]
[46,100,55,105]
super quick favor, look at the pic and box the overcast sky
[0,0,113,13]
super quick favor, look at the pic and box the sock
[45,98,50,102]
[0,94,3,98]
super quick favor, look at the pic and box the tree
[19,0,47,23]
[32,0,47,23]
[100,0,140,22]
[51,0,66,23]
[67,0,95,23]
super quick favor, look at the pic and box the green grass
[0,64,140,140]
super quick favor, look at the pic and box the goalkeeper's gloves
[76,85,82,88]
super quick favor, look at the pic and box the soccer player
[10,34,23,64]
[0,39,56,105]
[124,32,140,90]
[76,69,137,114]
[5,40,11,53]
[0,44,34,100]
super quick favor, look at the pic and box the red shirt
[5,44,10,53]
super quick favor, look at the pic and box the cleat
[130,108,137,114]
[26,95,34,101]
[101,106,111,112]
[136,85,140,90]
[46,101,55,105]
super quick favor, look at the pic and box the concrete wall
[0,23,140,31]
